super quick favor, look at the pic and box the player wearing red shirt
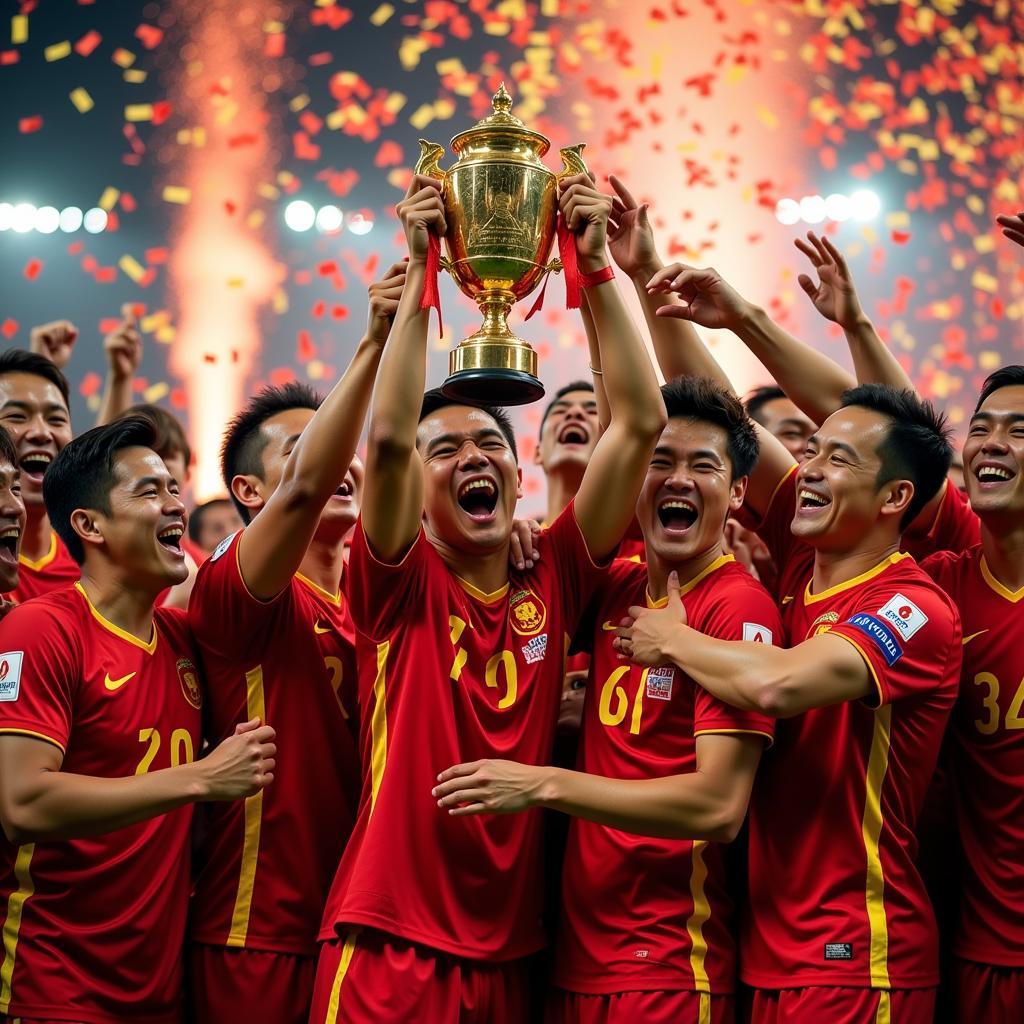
[922,366,1024,1023]
[186,265,407,1024]
[618,382,960,1024]
[0,416,274,1024]
[0,351,77,604]
[435,378,780,1024]
[310,172,665,1023]
[0,429,26,597]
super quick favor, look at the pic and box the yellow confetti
[155,326,175,344]
[124,104,154,122]
[124,69,148,84]
[541,0,558,13]
[966,195,985,216]
[724,64,748,86]
[257,183,279,201]
[409,103,435,130]
[289,94,310,112]
[307,360,327,381]
[44,40,71,62]
[11,15,27,45]
[140,311,170,333]
[756,105,778,129]
[162,186,192,205]
[118,255,146,283]
[979,351,1001,370]
[885,211,910,229]
[272,289,289,314]
[974,234,995,254]
[370,4,394,26]
[246,210,265,230]
[143,382,169,404]
[69,88,94,113]
[226,277,245,289]
[112,48,136,68]
[971,270,998,294]
[98,187,120,211]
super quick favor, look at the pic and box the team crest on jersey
[177,658,202,709]
[806,610,839,639]
[509,588,547,636]
[521,634,548,665]
[646,666,675,701]
[0,651,23,702]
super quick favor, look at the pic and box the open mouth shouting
[797,486,832,514]
[657,497,699,535]
[0,523,19,565]
[19,451,53,486]
[557,422,591,447]
[157,522,185,557]
[974,461,1017,487]
[456,475,499,523]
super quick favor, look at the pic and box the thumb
[638,203,650,227]
[667,570,682,607]
[233,717,261,736]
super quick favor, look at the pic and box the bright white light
[775,198,800,226]
[824,193,851,222]
[850,189,881,221]
[59,206,83,232]
[34,206,60,234]
[0,204,12,231]
[315,205,343,233]
[799,195,827,225]
[83,207,108,233]
[347,211,374,236]
[11,203,35,233]
[284,200,316,232]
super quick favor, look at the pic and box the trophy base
[441,367,544,406]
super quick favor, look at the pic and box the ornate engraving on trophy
[470,190,533,256]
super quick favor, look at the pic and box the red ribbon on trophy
[419,232,444,338]
[525,212,581,321]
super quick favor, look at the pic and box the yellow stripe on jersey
[861,705,893,989]
[875,989,891,1023]
[0,844,36,1012]
[18,532,57,572]
[324,931,359,1024]
[226,666,268,948]
[699,992,712,1024]
[369,642,390,813]
[685,840,711,993]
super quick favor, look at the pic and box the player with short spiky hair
[0,415,275,1023]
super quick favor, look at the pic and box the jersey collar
[295,572,342,607]
[646,553,735,608]
[74,582,158,654]
[980,557,1024,603]
[19,531,58,572]
[804,551,909,606]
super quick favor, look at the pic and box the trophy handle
[556,144,589,181]
[543,256,564,276]
[415,139,448,182]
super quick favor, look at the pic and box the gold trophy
[416,83,589,405]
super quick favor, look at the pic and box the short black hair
[44,414,158,564]
[975,365,1024,413]
[188,497,234,544]
[538,379,595,439]
[119,404,192,472]
[743,384,786,426]
[661,375,759,479]
[418,388,518,462]
[221,382,322,522]
[839,384,952,529]
[0,348,71,409]
[0,426,17,471]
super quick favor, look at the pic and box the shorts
[310,930,532,1024]
[187,943,315,1024]
[546,987,734,1023]
[952,958,1024,1024]
[742,986,935,1024]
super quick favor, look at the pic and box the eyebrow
[970,411,1024,425]
[425,428,505,455]
[132,474,177,493]
[0,399,67,415]
[777,418,813,431]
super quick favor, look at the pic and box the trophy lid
[450,82,550,158]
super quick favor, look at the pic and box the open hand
[646,264,750,331]
[794,232,864,330]
[432,758,547,816]
[606,174,661,279]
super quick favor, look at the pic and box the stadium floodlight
[799,195,827,225]
[824,193,852,222]
[34,206,60,234]
[0,203,12,231]
[11,203,36,233]
[59,206,84,232]
[850,189,881,222]
[775,198,801,226]
[347,211,374,236]
[315,205,343,233]
[83,207,108,233]
[284,200,316,232]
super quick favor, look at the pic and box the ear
[729,474,748,512]
[70,508,104,554]
[880,478,914,520]
[532,440,543,467]
[230,474,266,518]
[515,464,524,502]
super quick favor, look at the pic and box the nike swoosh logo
[313,620,331,635]
[104,672,136,691]
[963,630,989,646]
[601,621,619,631]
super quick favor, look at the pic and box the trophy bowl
[416,83,588,406]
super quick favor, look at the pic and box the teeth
[458,479,495,498]
[21,453,52,466]
[799,489,829,506]
[0,528,18,539]
[660,499,697,513]
[159,527,183,540]
[978,466,1012,481]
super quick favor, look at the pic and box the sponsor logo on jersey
[824,942,853,960]
[876,593,928,641]
[177,657,203,709]
[521,633,548,665]
[646,666,675,701]
[209,531,237,563]
[104,671,136,692]
[743,622,773,645]
[845,613,903,666]
[509,588,547,637]
[313,619,331,635]
[0,651,23,702]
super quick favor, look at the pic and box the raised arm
[559,174,666,559]
[361,176,445,562]
[235,263,406,599]
[96,306,142,426]
[30,319,79,370]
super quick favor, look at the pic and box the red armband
[579,264,615,288]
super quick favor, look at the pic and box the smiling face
[535,389,599,476]
[0,372,72,509]
[637,417,746,566]
[963,384,1024,524]
[757,396,817,460]
[417,404,522,555]
[0,459,25,592]
[792,406,911,551]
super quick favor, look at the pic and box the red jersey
[0,586,202,1023]
[902,480,979,562]
[743,474,962,989]
[554,555,778,996]
[7,530,79,603]
[923,546,1024,966]
[320,503,606,960]
[188,530,360,956]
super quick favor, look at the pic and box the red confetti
[79,372,102,398]
[23,260,42,281]
[18,116,43,134]
[98,318,122,334]
[269,366,296,387]
[74,30,101,56]
[151,101,173,126]
[891,231,912,245]
[297,330,318,361]
[145,247,169,264]
[0,51,19,66]
[0,320,18,339]
[134,24,163,50]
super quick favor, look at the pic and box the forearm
[734,305,854,424]
[844,317,915,393]
[580,294,610,429]
[96,374,133,427]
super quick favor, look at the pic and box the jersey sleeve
[735,465,808,573]
[346,517,431,639]
[826,577,961,707]
[187,529,295,657]
[0,601,80,754]
[902,480,980,560]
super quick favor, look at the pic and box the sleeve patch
[743,622,774,645]
[876,593,928,641]
[845,614,903,666]
[209,531,238,563]
[0,651,24,701]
